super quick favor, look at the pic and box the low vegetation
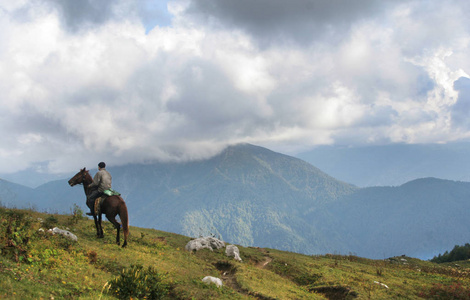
[2,205,470,299]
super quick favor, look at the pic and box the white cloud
[1,0,470,173]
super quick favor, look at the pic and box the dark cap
[98,162,106,168]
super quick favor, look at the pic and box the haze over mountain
[1,144,470,260]
[296,142,470,187]
[4,142,470,189]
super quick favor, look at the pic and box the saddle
[93,189,121,215]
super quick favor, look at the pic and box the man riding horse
[68,166,129,247]
[86,162,112,216]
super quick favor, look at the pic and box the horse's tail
[119,197,129,247]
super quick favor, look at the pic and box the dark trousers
[87,190,103,212]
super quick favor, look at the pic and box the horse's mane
[83,169,93,184]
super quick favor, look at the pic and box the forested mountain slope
[2,144,470,259]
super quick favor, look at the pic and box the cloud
[43,0,120,32]
[178,0,397,47]
[0,0,470,173]
[452,77,470,128]
[39,0,172,33]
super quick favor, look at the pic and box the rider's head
[98,162,106,169]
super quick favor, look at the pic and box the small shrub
[0,209,38,262]
[214,260,235,272]
[55,233,76,251]
[43,215,59,229]
[30,248,60,268]
[419,282,470,299]
[87,250,98,264]
[68,204,84,224]
[105,264,170,299]
[136,232,147,245]
[347,253,359,262]
[375,262,385,276]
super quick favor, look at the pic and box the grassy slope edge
[1,206,470,299]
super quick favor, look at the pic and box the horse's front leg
[92,215,100,237]
[98,214,104,238]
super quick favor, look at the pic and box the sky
[1,0,470,174]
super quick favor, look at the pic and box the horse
[68,168,129,247]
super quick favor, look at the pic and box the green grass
[1,206,470,299]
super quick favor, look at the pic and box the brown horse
[68,168,129,247]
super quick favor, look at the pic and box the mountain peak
[222,143,276,156]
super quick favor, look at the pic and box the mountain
[0,179,42,209]
[35,178,87,213]
[311,177,470,259]
[111,144,358,254]
[3,143,470,259]
[0,168,73,188]
[296,142,470,187]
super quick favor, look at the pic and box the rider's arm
[88,172,101,189]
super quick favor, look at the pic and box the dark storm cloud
[181,0,400,46]
[43,0,118,32]
[42,0,170,33]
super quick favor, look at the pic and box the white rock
[185,237,225,252]
[202,276,223,288]
[51,227,78,241]
[374,281,389,289]
[226,245,242,261]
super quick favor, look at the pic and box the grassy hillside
[2,206,470,299]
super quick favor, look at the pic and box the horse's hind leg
[107,215,121,245]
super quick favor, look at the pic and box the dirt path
[215,249,275,300]
[257,256,272,268]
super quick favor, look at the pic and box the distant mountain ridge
[1,143,470,259]
[311,177,470,259]
[0,179,36,208]
[296,142,470,187]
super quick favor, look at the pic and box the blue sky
[141,0,173,31]
[1,0,470,174]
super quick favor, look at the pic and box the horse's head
[68,168,89,186]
